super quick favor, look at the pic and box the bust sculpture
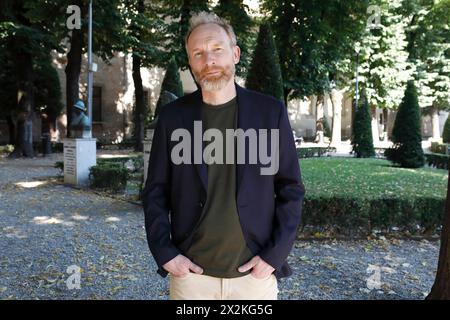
[70,100,91,138]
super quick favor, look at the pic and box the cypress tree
[352,93,375,157]
[245,22,284,102]
[385,81,425,168]
[154,57,183,118]
[443,115,450,143]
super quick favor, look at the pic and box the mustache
[200,67,225,76]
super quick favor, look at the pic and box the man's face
[187,23,240,92]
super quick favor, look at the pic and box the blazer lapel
[183,82,251,199]
[182,90,208,192]
[235,83,251,203]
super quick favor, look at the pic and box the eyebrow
[191,40,226,52]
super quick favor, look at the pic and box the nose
[204,51,216,67]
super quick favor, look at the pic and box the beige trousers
[169,272,279,300]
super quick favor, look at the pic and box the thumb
[238,257,258,273]
[189,261,203,274]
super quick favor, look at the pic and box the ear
[233,45,241,64]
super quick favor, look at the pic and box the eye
[214,47,223,52]
[194,52,202,57]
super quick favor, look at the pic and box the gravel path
[0,153,440,300]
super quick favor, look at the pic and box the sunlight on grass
[300,158,448,199]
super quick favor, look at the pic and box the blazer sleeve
[258,101,306,270]
[142,108,181,277]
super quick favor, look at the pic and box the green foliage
[352,94,375,158]
[0,145,15,155]
[214,0,255,78]
[404,0,450,112]
[443,115,450,143]
[262,0,367,101]
[154,57,183,118]
[54,161,64,174]
[300,157,447,235]
[430,142,448,154]
[302,157,446,199]
[97,156,143,173]
[245,22,284,101]
[121,0,166,67]
[296,147,336,158]
[386,81,425,168]
[425,153,449,170]
[160,0,211,71]
[355,0,413,110]
[302,196,444,236]
[34,54,63,119]
[89,162,129,192]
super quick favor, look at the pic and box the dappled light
[105,217,121,223]
[32,216,74,227]
[14,181,48,188]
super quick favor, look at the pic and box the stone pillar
[330,89,342,147]
[63,138,97,186]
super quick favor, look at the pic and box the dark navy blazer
[142,82,306,279]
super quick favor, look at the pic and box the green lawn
[300,157,447,200]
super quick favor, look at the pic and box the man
[143,12,305,300]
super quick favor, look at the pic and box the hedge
[89,162,129,192]
[300,196,445,236]
[430,142,448,155]
[297,147,336,158]
[425,153,450,170]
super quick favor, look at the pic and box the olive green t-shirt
[184,96,254,278]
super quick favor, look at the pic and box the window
[93,86,102,122]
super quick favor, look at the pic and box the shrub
[443,114,450,143]
[89,163,129,192]
[352,94,375,158]
[154,57,183,119]
[430,142,448,155]
[296,147,336,158]
[301,196,445,236]
[52,142,64,153]
[386,81,425,168]
[245,22,284,101]
[54,161,64,174]
[425,153,450,170]
[0,144,14,155]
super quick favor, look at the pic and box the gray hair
[184,11,237,53]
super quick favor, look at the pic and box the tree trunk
[316,95,324,121]
[330,88,342,147]
[315,95,325,144]
[431,105,441,141]
[426,167,450,299]
[132,53,145,152]
[6,115,15,145]
[65,28,84,139]
[10,48,34,158]
[371,106,380,147]
[310,95,317,120]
